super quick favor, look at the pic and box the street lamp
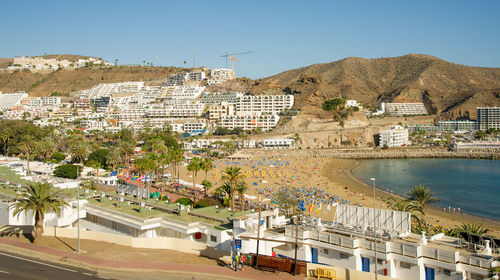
[370,177,377,280]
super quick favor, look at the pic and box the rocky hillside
[0,65,185,96]
[250,54,500,119]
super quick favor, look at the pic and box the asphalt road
[0,251,110,280]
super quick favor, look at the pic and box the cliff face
[252,54,500,119]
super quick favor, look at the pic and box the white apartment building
[163,73,186,86]
[25,96,61,107]
[236,205,495,280]
[477,107,500,130]
[379,125,410,147]
[146,104,205,118]
[73,99,91,109]
[77,82,145,99]
[0,92,29,111]
[208,68,234,84]
[183,138,231,150]
[182,121,207,134]
[80,120,108,130]
[236,95,294,116]
[171,85,205,100]
[119,109,146,120]
[385,103,428,116]
[260,138,295,149]
[185,71,205,81]
[220,115,280,131]
[208,102,235,120]
[200,92,242,105]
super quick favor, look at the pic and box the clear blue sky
[2,0,499,79]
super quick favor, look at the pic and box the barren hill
[250,54,500,119]
[0,65,185,96]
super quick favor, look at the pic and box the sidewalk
[0,238,304,280]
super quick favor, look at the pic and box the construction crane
[221,51,253,77]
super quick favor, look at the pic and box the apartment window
[323,248,329,255]
[377,259,384,265]
[339,252,349,259]
[210,235,217,242]
[400,262,411,269]
[443,269,451,276]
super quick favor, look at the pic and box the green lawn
[0,166,32,185]
[190,206,252,219]
[87,198,211,223]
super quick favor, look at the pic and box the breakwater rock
[246,147,500,160]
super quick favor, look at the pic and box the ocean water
[351,159,500,221]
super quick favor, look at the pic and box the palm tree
[106,148,122,171]
[407,185,439,207]
[235,181,248,211]
[221,166,244,211]
[9,182,69,243]
[200,158,213,181]
[187,157,202,190]
[168,147,184,185]
[119,141,135,168]
[0,128,11,156]
[71,141,90,164]
[386,197,423,215]
[455,223,490,235]
[36,137,57,162]
[216,182,233,207]
[201,180,212,198]
[18,135,36,175]
[135,157,154,197]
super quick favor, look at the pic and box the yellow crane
[221,51,253,78]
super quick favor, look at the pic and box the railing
[402,244,418,258]
[422,246,438,259]
[437,250,456,263]
[459,255,492,269]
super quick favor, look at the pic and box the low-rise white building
[0,92,29,111]
[379,125,410,147]
[260,138,295,149]
[385,103,428,116]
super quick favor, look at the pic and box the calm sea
[351,159,500,221]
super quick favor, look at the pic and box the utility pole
[193,49,196,69]
[255,199,262,269]
[370,177,378,280]
[293,213,300,276]
[155,56,158,66]
[77,164,80,253]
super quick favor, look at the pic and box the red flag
[308,202,313,212]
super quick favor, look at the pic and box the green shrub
[51,152,66,163]
[175,197,193,206]
[54,164,81,179]
[194,198,215,208]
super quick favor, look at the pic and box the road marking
[97,276,109,279]
[83,272,93,276]
[0,269,11,274]
[0,252,77,273]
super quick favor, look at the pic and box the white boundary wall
[336,205,411,234]
[42,227,225,257]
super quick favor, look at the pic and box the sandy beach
[179,152,500,237]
